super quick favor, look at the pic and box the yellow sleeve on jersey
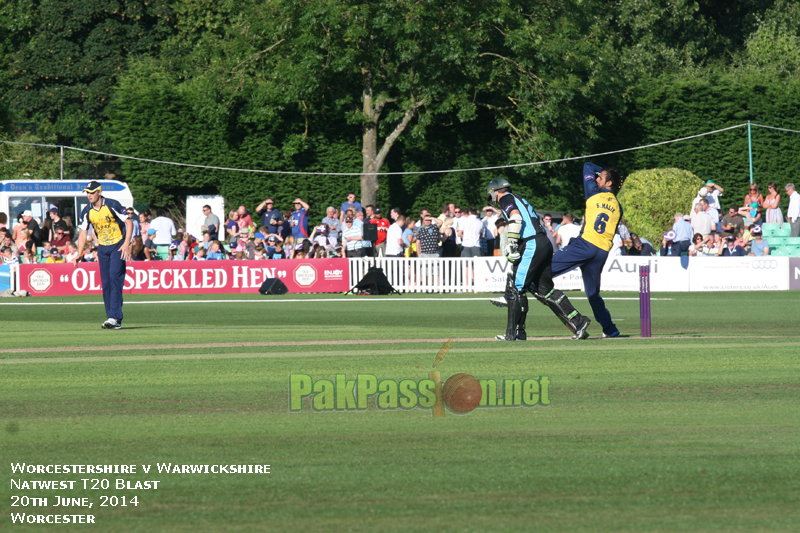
[581,192,621,251]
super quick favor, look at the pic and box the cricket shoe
[602,330,620,338]
[102,318,122,330]
[571,317,591,340]
[495,334,520,341]
[490,296,509,308]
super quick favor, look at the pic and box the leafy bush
[617,168,703,246]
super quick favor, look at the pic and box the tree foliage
[3,0,175,148]
[617,168,703,246]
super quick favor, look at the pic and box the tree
[192,0,500,206]
[3,0,175,148]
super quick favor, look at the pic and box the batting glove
[504,243,520,262]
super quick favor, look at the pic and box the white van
[1,179,134,234]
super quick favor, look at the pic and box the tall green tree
[3,0,175,148]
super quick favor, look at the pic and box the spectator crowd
[2,181,798,267]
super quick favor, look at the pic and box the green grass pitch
[1,291,799,532]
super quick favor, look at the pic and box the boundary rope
[1,121,796,177]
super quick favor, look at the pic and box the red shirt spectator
[370,210,390,244]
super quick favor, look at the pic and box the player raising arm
[551,163,623,338]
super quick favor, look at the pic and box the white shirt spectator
[707,189,722,210]
[385,221,405,256]
[557,223,581,247]
[460,214,484,248]
[452,216,466,245]
[691,210,714,237]
[149,216,176,246]
[788,189,800,222]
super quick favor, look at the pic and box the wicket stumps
[639,264,651,337]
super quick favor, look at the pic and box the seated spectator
[720,235,746,256]
[268,241,287,259]
[39,247,50,263]
[84,246,98,262]
[193,246,206,260]
[2,246,19,265]
[143,229,160,260]
[46,247,64,264]
[207,240,227,260]
[687,233,707,256]
[627,235,656,256]
[660,231,677,256]
[22,247,36,264]
[64,242,79,263]
[743,184,764,217]
[721,205,744,237]
[131,236,146,261]
[748,226,769,256]
[254,244,267,260]
[706,234,723,256]
[38,240,51,262]
[51,228,71,253]
[310,224,329,248]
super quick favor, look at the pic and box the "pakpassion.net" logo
[288,340,550,416]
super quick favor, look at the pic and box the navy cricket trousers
[98,242,127,322]
[551,237,617,335]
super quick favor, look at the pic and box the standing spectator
[482,207,499,255]
[441,217,458,257]
[720,205,744,237]
[225,210,240,248]
[402,219,417,257]
[255,198,283,235]
[690,186,708,214]
[416,208,431,227]
[48,207,68,241]
[73,181,133,329]
[237,206,255,230]
[339,193,363,223]
[126,208,140,241]
[416,214,442,258]
[436,205,450,228]
[322,206,342,246]
[763,182,783,224]
[699,198,720,233]
[748,226,770,256]
[385,215,406,257]
[705,180,724,211]
[280,209,293,240]
[691,202,714,239]
[458,207,484,257]
[786,183,800,237]
[671,213,694,256]
[342,217,363,258]
[201,205,221,241]
[743,184,764,217]
[150,209,176,246]
[370,207,390,257]
[20,210,42,247]
[290,198,310,243]
[541,213,558,252]
[555,213,580,249]
[138,212,150,237]
[0,212,6,231]
[390,207,402,223]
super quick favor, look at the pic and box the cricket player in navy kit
[73,181,133,329]
[551,162,622,338]
[487,178,591,341]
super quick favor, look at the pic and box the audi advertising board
[791,258,800,290]
[474,256,691,292]
[687,257,789,291]
[18,259,350,296]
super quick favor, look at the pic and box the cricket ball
[443,373,482,413]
